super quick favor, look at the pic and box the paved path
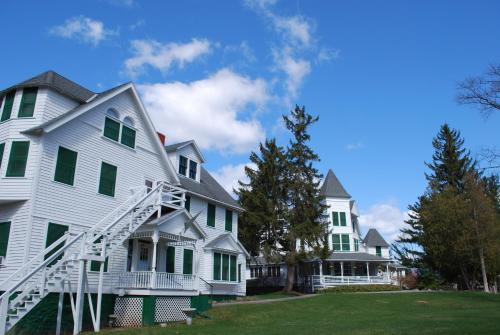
[213,294,317,308]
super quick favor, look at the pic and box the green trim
[376,246,382,257]
[54,146,78,185]
[1,91,15,122]
[185,195,191,212]
[183,248,193,275]
[142,296,156,326]
[98,162,117,197]
[0,143,5,169]
[222,254,229,281]
[166,246,175,273]
[6,141,30,177]
[225,209,233,232]
[18,87,37,117]
[230,255,237,281]
[332,212,339,226]
[340,212,347,226]
[341,234,350,251]
[120,125,136,148]
[45,223,69,265]
[207,204,216,227]
[103,117,120,141]
[213,252,221,280]
[191,295,211,312]
[0,222,11,257]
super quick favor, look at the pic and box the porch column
[340,262,344,283]
[151,230,159,289]
[366,262,370,282]
[319,261,323,276]
[386,263,389,282]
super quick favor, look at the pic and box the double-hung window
[6,141,30,177]
[179,156,188,176]
[213,252,237,282]
[332,212,348,227]
[103,112,136,148]
[332,234,350,251]
[189,160,197,179]
[1,91,15,122]
[376,246,382,257]
[225,209,233,232]
[54,146,78,185]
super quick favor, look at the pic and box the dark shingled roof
[326,252,389,262]
[363,228,390,248]
[164,140,193,152]
[179,166,242,211]
[320,169,351,199]
[0,70,95,103]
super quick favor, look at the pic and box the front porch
[113,226,202,294]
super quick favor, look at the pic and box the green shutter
[18,88,37,117]
[166,246,175,273]
[185,195,191,212]
[54,146,78,185]
[120,125,136,148]
[213,252,221,280]
[90,258,108,272]
[222,254,229,281]
[103,117,120,141]
[230,255,237,281]
[376,246,382,257]
[0,143,5,169]
[98,162,117,197]
[207,204,216,227]
[332,212,339,226]
[340,212,347,226]
[183,249,193,275]
[225,209,233,231]
[45,223,69,264]
[238,264,242,282]
[0,222,11,257]
[332,234,341,251]
[341,234,350,251]
[1,91,15,122]
[6,141,30,177]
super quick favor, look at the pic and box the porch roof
[325,252,390,262]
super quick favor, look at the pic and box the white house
[0,71,248,335]
[247,169,393,292]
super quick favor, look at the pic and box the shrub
[321,284,401,293]
[401,274,418,290]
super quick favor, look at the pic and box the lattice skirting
[114,297,143,327]
[154,297,191,323]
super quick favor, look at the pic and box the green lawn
[97,292,500,335]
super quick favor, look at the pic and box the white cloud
[272,14,312,47]
[129,18,145,31]
[224,41,257,63]
[50,16,117,46]
[138,68,269,154]
[273,47,311,102]
[345,142,364,151]
[358,203,410,243]
[211,163,257,196]
[317,48,340,62]
[124,38,212,77]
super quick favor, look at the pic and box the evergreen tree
[237,139,287,257]
[282,106,328,292]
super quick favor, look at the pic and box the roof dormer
[165,140,205,183]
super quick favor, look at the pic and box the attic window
[179,155,188,176]
[103,110,136,148]
[189,160,197,180]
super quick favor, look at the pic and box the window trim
[213,251,238,282]
[188,160,197,180]
[5,141,30,178]
[183,248,194,275]
[179,155,188,176]
[102,113,137,149]
[332,233,350,252]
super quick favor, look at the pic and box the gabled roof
[179,166,243,211]
[320,169,351,199]
[204,233,250,257]
[363,228,390,248]
[153,209,207,239]
[0,70,95,103]
[165,140,206,162]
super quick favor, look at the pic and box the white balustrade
[117,272,196,290]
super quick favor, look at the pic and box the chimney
[157,132,166,145]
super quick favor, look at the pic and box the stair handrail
[87,182,165,246]
[0,232,85,300]
[88,186,149,235]
[0,232,75,292]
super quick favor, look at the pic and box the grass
[231,290,301,302]
[321,284,402,293]
[95,292,500,335]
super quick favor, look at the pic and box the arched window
[123,116,134,127]
[106,108,119,119]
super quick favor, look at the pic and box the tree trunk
[285,262,296,292]
[460,265,471,290]
[479,247,489,293]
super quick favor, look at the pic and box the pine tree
[282,106,328,292]
[236,139,287,258]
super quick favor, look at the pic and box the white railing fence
[309,274,391,291]
[116,272,196,290]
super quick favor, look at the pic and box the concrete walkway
[213,294,317,308]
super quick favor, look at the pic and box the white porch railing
[117,272,196,290]
[310,275,391,291]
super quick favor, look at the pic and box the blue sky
[1,0,499,241]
